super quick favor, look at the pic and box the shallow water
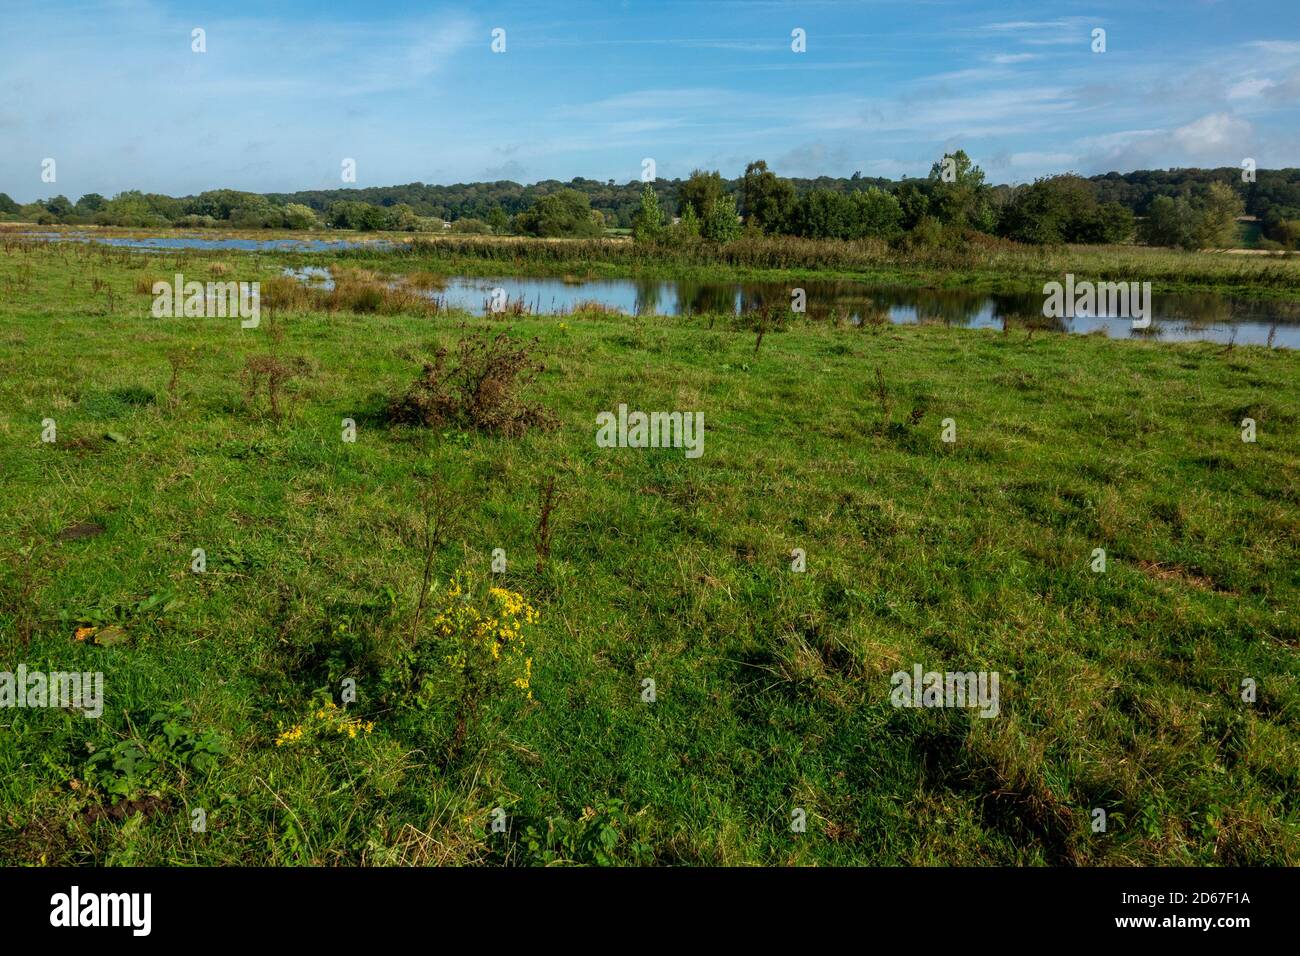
[282,269,1300,348]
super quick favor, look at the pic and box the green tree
[74,193,107,215]
[44,195,74,219]
[849,188,903,239]
[282,203,319,230]
[631,184,665,243]
[740,161,795,233]
[677,170,725,219]
[95,191,170,227]
[1192,181,1244,249]
[674,203,701,239]
[514,189,604,237]
[228,195,279,229]
[894,182,931,230]
[788,190,853,239]
[187,190,262,221]
[1140,195,1199,249]
[1074,203,1134,244]
[999,175,1136,245]
[927,150,993,230]
[326,200,386,230]
[21,203,56,224]
[701,194,742,242]
[1267,218,1300,249]
[999,175,1095,244]
[385,203,421,231]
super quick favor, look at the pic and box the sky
[1,0,1298,203]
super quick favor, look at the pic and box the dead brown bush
[386,329,555,437]
[241,354,312,420]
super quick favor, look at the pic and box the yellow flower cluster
[275,725,305,746]
[275,700,375,746]
[429,576,537,700]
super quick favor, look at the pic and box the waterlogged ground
[1,239,1298,866]
[282,266,1300,348]
[12,227,1300,346]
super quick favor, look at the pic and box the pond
[283,269,1300,348]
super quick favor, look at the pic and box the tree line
[3,154,1298,250]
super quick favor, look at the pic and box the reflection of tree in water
[675,282,740,316]
[908,289,985,326]
[990,292,1065,334]
[1157,293,1234,328]
[634,278,663,316]
[738,287,769,314]
[649,280,1292,345]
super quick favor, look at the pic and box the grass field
[1,238,1298,865]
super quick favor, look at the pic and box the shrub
[449,217,494,235]
[787,188,903,240]
[386,330,556,437]
[902,215,946,249]
[83,706,224,801]
[677,170,725,218]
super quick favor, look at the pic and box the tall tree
[1193,181,1244,249]
[677,170,725,218]
[740,161,795,233]
[927,150,993,230]
[631,184,664,243]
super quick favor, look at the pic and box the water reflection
[401,276,1299,348]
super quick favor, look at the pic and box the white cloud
[1172,112,1253,153]
[1247,41,1300,55]
[1227,77,1277,99]
[981,17,1096,46]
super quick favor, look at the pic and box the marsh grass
[263,267,440,316]
[371,234,1300,299]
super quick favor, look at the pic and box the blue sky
[2,0,1298,202]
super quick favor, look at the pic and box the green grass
[1,239,1298,866]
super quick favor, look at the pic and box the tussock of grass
[263,268,440,316]
[566,299,625,317]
